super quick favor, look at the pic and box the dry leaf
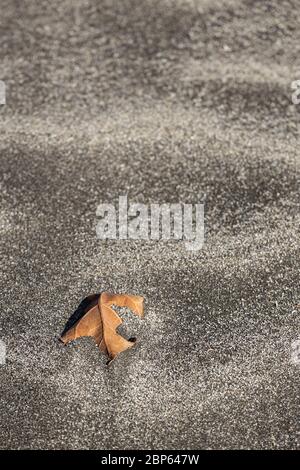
[60,292,144,364]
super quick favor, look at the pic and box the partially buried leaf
[60,292,144,364]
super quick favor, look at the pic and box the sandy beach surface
[0,0,299,449]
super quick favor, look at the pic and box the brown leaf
[60,292,144,364]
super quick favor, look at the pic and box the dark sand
[0,0,299,449]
